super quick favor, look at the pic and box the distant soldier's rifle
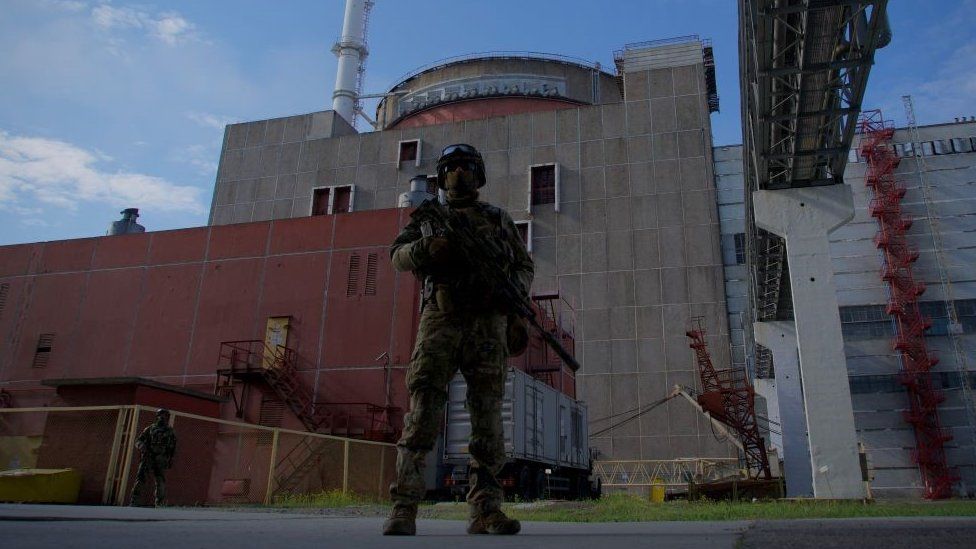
[412,198,580,372]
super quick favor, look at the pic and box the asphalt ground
[2,504,975,548]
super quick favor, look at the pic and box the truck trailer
[434,367,598,500]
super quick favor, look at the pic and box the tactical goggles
[439,160,479,174]
[440,144,479,158]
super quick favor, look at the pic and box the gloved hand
[423,236,453,267]
[506,315,529,357]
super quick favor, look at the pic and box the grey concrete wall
[206,51,737,464]
[838,123,976,497]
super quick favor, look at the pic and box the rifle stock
[411,199,581,372]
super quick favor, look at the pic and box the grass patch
[421,495,976,522]
[273,489,378,509]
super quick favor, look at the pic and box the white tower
[331,0,372,126]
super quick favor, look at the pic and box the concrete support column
[754,320,813,497]
[753,184,865,499]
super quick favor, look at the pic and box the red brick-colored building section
[0,209,419,413]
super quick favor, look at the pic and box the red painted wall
[0,207,576,419]
[391,97,582,129]
[0,209,420,417]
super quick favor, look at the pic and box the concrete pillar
[753,184,865,499]
[754,320,813,497]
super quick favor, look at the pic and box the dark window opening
[312,188,331,216]
[515,222,530,246]
[733,233,746,264]
[530,165,556,206]
[333,186,352,214]
[399,141,418,163]
[32,333,54,368]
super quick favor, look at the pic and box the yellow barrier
[0,468,82,503]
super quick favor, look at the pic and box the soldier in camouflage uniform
[129,408,177,507]
[383,144,533,536]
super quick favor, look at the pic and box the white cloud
[91,4,196,46]
[186,111,237,132]
[0,131,206,215]
[39,0,88,12]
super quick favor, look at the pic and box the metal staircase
[214,340,400,497]
[858,110,955,499]
[686,319,771,480]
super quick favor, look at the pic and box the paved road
[2,504,974,548]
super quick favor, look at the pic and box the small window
[312,188,331,216]
[333,186,352,213]
[529,164,559,211]
[733,233,746,264]
[310,185,355,216]
[515,220,532,253]
[932,140,951,155]
[32,333,54,368]
[398,140,421,168]
[920,141,935,156]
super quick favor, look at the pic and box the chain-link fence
[0,405,396,506]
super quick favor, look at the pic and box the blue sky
[1,0,972,245]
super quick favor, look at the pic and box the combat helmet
[155,408,171,420]
[436,144,486,189]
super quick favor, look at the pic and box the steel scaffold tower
[686,320,772,480]
[857,110,955,499]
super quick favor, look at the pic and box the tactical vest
[428,202,515,313]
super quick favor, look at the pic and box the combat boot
[382,503,417,536]
[467,509,521,535]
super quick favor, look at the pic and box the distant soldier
[129,408,177,507]
[383,144,533,536]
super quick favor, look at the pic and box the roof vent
[107,208,146,236]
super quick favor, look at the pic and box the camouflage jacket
[391,200,534,312]
[136,423,176,462]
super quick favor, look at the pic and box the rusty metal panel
[91,233,150,269]
[268,216,334,254]
[38,239,96,274]
[71,269,144,378]
[322,246,399,368]
[127,264,202,377]
[0,243,40,277]
[5,273,87,381]
[332,208,400,249]
[208,223,269,260]
[148,227,208,265]
[186,258,264,375]
[257,253,329,369]
[315,369,401,410]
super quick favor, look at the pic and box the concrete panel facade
[206,42,737,463]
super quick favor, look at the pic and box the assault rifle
[411,198,581,372]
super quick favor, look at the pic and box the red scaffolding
[686,319,771,480]
[857,110,955,499]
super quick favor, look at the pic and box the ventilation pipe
[331,0,369,125]
[398,175,435,208]
[107,208,145,236]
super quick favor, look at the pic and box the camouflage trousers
[390,307,508,515]
[130,456,167,506]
